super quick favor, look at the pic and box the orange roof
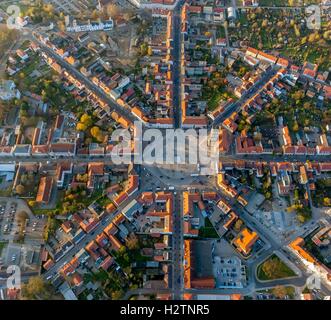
[246,47,259,57]
[217,173,225,186]
[157,293,172,300]
[106,203,116,214]
[182,116,208,126]
[6,288,20,300]
[100,255,114,271]
[104,223,118,237]
[56,162,72,182]
[257,51,278,63]
[233,228,259,255]
[183,239,215,289]
[132,106,148,121]
[282,126,292,146]
[184,240,192,289]
[148,118,173,125]
[219,128,231,153]
[191,277,215,288]
[189,5,202,13]
[72,273,83,286]
[183,221,199,236]
[43,259,54,271]
[112,213,125,226]
[80,218,99,234]
[223,211,238,230]
[289,238,316,264]
[32,128,41,146]
[202,192,217,201]
[222,118,238,133]
[183,191,201,216]
[88,162,104,175]
[61,221,72,233]
[113,191,128,206]
[303,68,316,78]
[155,191,172,202]
[109,234,123,251]
[70,257,79,269]
[277,58,289,68]
[139,192,154,204]
[125,175,139,196]
[61,262,76,276]
[95,232,109,247]
[117,116,132,129]
[36,176,54,204]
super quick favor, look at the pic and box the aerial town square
[0,0,330,302]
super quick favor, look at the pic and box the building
[121,199,143,222]
[289,238,331,286]
[87,162,104,190]
[233,228,259,256]
[0,80,21,101]
[56,162,73,188]
[129,0,178,9]
[36,176,54,204]
[299,165,308,185]
[184,240,215,289]
[0,163,16,182]
[66,18,114,33]
[227,7,237,20]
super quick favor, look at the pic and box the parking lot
[44,0,135,15]
[0,198,46,273]
[0,198,46,245]
[4,243,21,266]
[213,255,247,289]
[44,0,87,15]
[0,201,17,242]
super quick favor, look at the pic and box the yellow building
[233,228,259,256]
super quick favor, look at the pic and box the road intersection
[0,1,330,299]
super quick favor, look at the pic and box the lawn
[258,285,296,299]
[199,218,219,239]
[207,92,223,111]
[274,286,295,299]
[0,241,8,256]
[257,254,296,281]
[92,270,110,282]
[96,195,113,208]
